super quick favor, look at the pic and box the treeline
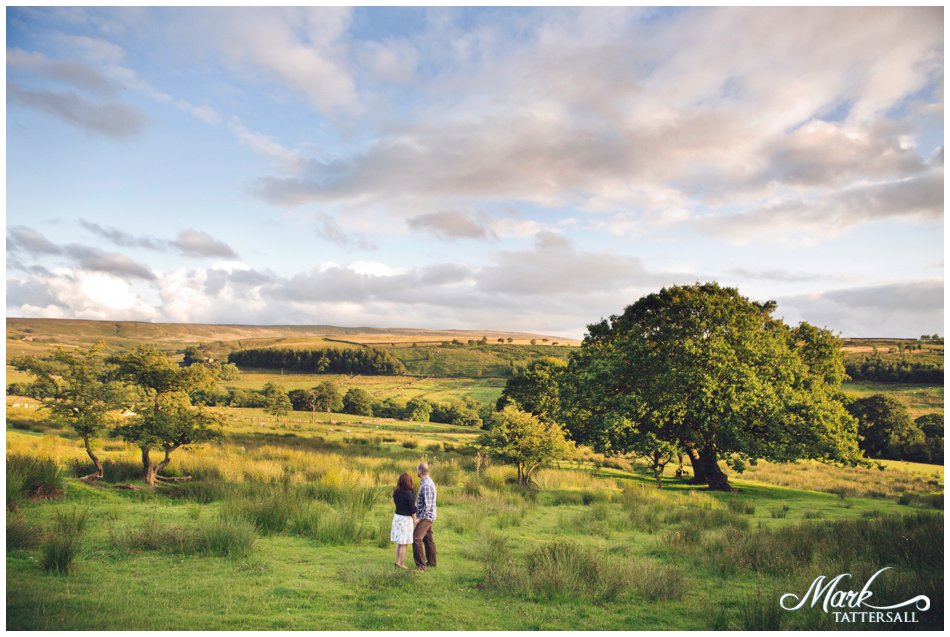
[228,347,406,375]
[222,382,486,429]
[846,395,943,464]
[845,356,943,383]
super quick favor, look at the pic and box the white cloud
[246,7,940,245]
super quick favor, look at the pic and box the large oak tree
[561,283,863,490]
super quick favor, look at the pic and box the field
[841,337,944,367]
[842,381,944,419]
[6,397,945,631]
[5,318,945,630]
[5,317,575,361]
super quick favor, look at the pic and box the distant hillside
[840,337,943,383]
[5,317,580,363]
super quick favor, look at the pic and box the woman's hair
[395,472,413,493]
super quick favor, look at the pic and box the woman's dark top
[393,489,416,516]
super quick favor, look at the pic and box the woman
[391,472,417,569]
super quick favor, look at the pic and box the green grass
[5,320,944,630]
[5,425,943,630]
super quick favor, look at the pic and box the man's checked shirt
[415,476,437,521]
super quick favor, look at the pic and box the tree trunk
[83,437,104,479]
[685,446,706,484]
[653,466,663,488]
[142,446,158,485]
[695,445,731,491]
[155,447,174,476]
[327,408,332,425]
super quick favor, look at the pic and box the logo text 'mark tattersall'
[780,567,930,624]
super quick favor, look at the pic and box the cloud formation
[245,7,941,246]
[777,281,944,337]
[407,210,496,240]
[7,226,156,280]
[170,230,239,259]
[79,220,239,259]
[8,83,146,139]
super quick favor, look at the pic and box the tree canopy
[561,283,863,490]
[496,357,566,423]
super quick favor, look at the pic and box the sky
[5,6,945,339]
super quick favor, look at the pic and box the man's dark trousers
[413,519,436,569]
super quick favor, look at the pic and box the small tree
[478,406,574,486]
[847,395,925,460]
[311,381,343,424]
[342,388,374,416]
[111,346,222,485]
[628,431,680,488]
[262,382,292,422]
[405,397,433,422]
[12,342,126,480]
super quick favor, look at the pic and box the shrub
[461,477,483,497]
[401,440,419,450]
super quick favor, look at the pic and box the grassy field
[5,318,574,361]
[841,337,944,367]
[5,397,945,631]
[842,380,943,419]
[5,319,945,630]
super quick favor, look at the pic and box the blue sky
[5,6,944,338]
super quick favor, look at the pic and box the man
[413,461,437,571]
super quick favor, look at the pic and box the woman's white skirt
[391,514,414,544]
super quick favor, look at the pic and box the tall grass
[291,502,376,545]
[483,539,687,604]
[7,513,40,549]
[110,514,255,558]
[224,491,301,534]
[41,507,90,575]
[706,511,942,576]
[7,453,66,502]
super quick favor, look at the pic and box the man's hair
[416,462,429,476]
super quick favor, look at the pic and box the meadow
[5,396,944,631]
[5,318,945,630]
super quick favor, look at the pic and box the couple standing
[390,462,437,570]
